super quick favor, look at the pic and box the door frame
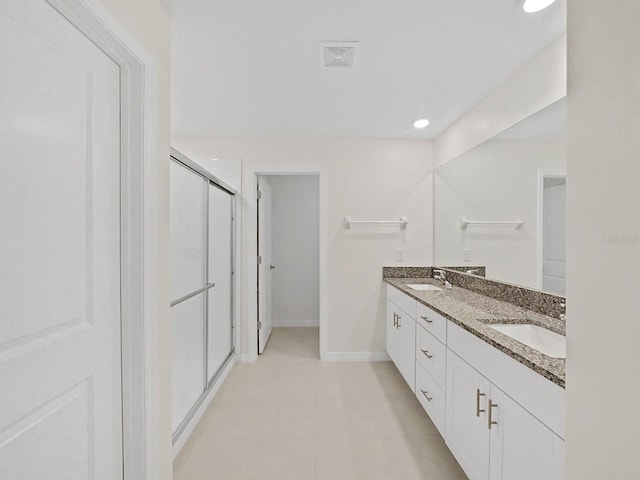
[250,170,327,361]
[536,169,566,290]
[46,1,160,479]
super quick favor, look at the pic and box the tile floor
[173,327,468,480]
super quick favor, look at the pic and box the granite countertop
[384,277,566,388]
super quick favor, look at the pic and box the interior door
[257,176,273,353]
[0,1,123,478]
[542,177,566,295]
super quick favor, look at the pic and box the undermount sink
[489,324,566,359]
[406,283,442,292]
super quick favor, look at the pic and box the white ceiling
[165,0,566,139]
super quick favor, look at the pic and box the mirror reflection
[434,98,566,295]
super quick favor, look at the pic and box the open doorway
[257,174,320,357]
[538,173,566,295]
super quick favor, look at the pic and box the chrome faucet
[433,269,452,289]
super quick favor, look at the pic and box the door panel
[542,179,566,295]
[170,160,208,300]
[257,176,273,353]
[489,386,565,480]
[446,351,491,480]
[171,293,206,432]
[0,0,122,478]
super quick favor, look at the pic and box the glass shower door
[169,160,207,433]
[207,184,234,382]
[169,155,236,439]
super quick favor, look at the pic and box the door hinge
[257,190,262,200]
[257,255,262,265]
[258,320,262,329]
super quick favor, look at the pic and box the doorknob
[269,265,276,270]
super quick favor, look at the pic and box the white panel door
[0,1,122,478]
[257,176,273,354]
[207,184,233,380]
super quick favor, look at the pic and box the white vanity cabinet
[447,322,565,480]
[385,283,566,480]
[385,298,416,392]
[446,350,564,480]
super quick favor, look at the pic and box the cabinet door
[489,386,565,480]
[446,350,491,480]
[386,300,400,365]
[386,301,415,392]
[395,308,415,392]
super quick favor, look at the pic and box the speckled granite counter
[384,277,566,388]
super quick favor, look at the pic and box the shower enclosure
[169,151,235,442]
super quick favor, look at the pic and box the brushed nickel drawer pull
[420,349,433,359]
[420,315,433,324]
[393,313,398,328]
[476,389,486,417]
[396,315,401,328]
[488,400,498,429]
[420,389,432,402]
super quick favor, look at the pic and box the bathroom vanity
[384,267,566,480]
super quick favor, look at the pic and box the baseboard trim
[324,351,391,362]
[172,354,236,459]
[272,319,320,327]
[238,352,253,362]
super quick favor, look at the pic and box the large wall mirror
[434,98,566,295]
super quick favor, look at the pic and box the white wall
[89,0,172,477]
[435,35,566,167]
[435,140,565,289]
[172,137,435,359]
[566,2,640,478]
[266,175,320,327]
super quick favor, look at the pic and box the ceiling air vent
[322,42,359,68]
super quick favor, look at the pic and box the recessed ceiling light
[523,0,557,13]
[413,119,430,129]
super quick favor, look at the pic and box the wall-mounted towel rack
[344,216,408,230]
[460,217,524,229]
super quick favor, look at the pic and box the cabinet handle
[488,400,498,429]
[476,389,486,417]
[420,389,433,402]
[393,313,397,328]
[396,315,401,328]
[420,315,433,324]
[420,349,433,359]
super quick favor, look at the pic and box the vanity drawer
[416,302,447,343]
[415,363,445,437]
[387,284,417,319]
[416,324,446,390]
